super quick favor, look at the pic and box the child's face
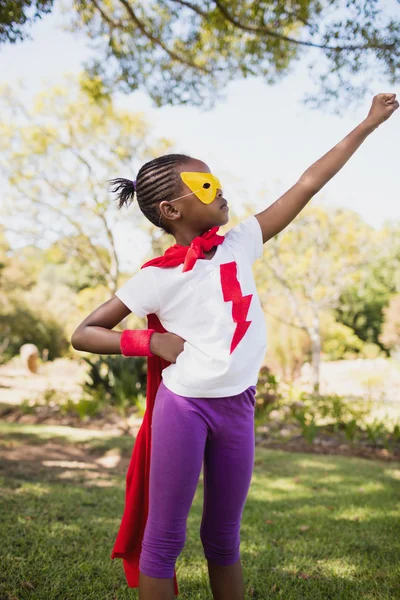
[172,158,229,231]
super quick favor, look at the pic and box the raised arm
[255,93,399,244]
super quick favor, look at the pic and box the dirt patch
[0,357,87,405]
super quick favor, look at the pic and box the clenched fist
[366,93,399,129]
[150,331,186,364]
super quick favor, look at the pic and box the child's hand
[150,332,186,363]
[365,93,399,129]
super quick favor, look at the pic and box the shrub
[255,366,280,417]
[82,355,147,415]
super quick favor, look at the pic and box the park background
[0,1,400,599]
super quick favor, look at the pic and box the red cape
[111,227,225,595]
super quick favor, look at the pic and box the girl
[71,93,398,600]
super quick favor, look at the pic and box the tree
[380,294,400,356]
[336,223,400,348]
[0,0,52,44]
[254,205,371,393]
[0,77,173,294]
[0,233,69,361]
[1,1,399,111]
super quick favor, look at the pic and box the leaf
[265,519,274,524]
[298,572,312,579]
[299,525,310,532]
[21,581,35,590]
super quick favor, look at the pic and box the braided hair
[110,153,192,233]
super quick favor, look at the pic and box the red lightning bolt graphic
[220,261,253,354]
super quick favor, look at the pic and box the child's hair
[110,153,192,233]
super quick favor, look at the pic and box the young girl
[71,93,397,600]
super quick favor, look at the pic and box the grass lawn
[0,421,399,599]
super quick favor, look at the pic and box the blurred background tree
[335,222,400,349]
[255,205,373,392]
[0,1,398,111]
[380,295,400,357]
[0,76,173,295]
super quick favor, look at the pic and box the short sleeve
[115,267,160,318]
[224,215,264,263]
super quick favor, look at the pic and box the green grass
[0,422,400,599]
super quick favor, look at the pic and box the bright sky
[1,7,399,270]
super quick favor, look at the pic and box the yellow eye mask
[181,172,222,204]
[168,172,222,205]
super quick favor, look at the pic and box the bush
[0,304,68,363]
[255,366,280,417]
[60,397,104,419]
[321,315,363,360]
[82,355,147,416]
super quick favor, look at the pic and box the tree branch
[117,0,213,74]
[168,0,208,19]
[263,308,306,332]
[90,0,123,28]
[213,0,395,52]
[268,240,309,332]
[7,177,111,280]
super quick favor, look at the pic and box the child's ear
[159,200,182,224]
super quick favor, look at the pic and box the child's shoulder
[224,215,263,263]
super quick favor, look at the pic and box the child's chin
[220,212,230,225]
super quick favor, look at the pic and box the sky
[1,7,399,270]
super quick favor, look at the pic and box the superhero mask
[169,172,223,205]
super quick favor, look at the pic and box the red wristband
[120,329,156,357]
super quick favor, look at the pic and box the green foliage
[70,0,400,111]
[336,278,394,351]
[364,419,390,449]
[82,355,147,416]
[336,223,400,349]
[321,315,364,360]
[343,418,359,444]
[0,302,68,363]
[255,365,280,417]
[380,294,400,353]
[2,2,398,110]
[257,380,400,450]
[315,392,369,424]
[0,0,53,44]
[0,79,174,295]
[20,387,105,420]
[277,390,400,450]
[255,205,373,389]
[293,410,318,445]
[60,397,104,419]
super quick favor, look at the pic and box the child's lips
[220,202,229,211]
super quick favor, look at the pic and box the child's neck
[173,225,213,247]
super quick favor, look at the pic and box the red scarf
[111,227,225,595]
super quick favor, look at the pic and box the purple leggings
[139,380,256,579]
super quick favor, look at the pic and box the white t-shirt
[115,215,267,398]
